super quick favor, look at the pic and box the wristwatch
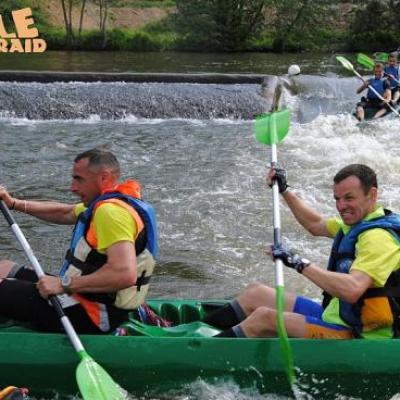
[297,258,311,274]
[61,275,73,294]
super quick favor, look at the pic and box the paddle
[336,56,400,117]
[357,53,375,70]
[357,53,400,85]
[0,200,126,400]
[375,52,389,63]
[254,103,295,386]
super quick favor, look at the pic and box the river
[0,51,399,400]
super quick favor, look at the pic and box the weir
[0,76,282,120]
[0,72,360,120]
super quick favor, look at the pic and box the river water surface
[1,52,400,400]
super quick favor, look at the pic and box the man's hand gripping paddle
[0,200,127,400]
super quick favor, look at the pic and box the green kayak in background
[0,298,398,399]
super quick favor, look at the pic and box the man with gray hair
[0,147,157,334]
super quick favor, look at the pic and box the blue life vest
[367,77,386,99]
[60,191,158,277]
[384,65,399,89]
[322,210,400,337]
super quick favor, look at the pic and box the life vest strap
[65,249,105,272]
[330,250,355,260]
[66,250,152,290]
[363,286,400,298]
[136,270,151,291]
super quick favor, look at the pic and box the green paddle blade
[336,56,354,72]
[77,352,126,400]
[254,108,290,145]
[357,53,374,70]
[375,52,389,62]
[276,285,296,385]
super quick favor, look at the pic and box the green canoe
[0,299,398,399]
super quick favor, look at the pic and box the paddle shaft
[0,200,85,354]
[271,146,284,284]
[269,112,295,385]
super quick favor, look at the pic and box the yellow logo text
[0,8,47,53]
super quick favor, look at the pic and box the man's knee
[239,282,273,310]
[0,260,18,278]
[242,306,276,337]
[250,306,275,325]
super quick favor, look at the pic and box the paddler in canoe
[355,62,392,121]
[205,164,400,339]
[384,53,400,105]
[0,147,158,334]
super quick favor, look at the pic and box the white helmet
[288,64,301,76]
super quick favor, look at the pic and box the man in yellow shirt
[0,147,157,333]
[205,164,400,339]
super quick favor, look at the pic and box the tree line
[1,0,399,52]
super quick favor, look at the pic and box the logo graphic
[0,7,47,53]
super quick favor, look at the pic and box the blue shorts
[293,296,352,339]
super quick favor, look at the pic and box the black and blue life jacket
[322,210,400,337]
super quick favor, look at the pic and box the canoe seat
[119,319,221,337]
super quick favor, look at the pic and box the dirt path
[32,0,174,30]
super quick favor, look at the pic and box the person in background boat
[355,62,391,121]
[205,164,400,339]
[384,53,400,105]
[0,147,158,334]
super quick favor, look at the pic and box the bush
[246,33,273,52]
[127,31,162,51]
[105,28,131,50]
[40,27,67,50]
[0,0,50,32]
[346,30,399,52]
[76,30,105,50]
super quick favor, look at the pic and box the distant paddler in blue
[355,62,391,121]
[384,53,400,105]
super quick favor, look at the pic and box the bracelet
[24,200,27,213]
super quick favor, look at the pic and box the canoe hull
[0,299,398,399]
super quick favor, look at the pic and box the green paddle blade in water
[77,352,127,400]
[254,108,290,145]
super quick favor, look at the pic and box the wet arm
[13,198,76,225]
[357,81,368,94]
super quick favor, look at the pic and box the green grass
[112,0,176,8]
